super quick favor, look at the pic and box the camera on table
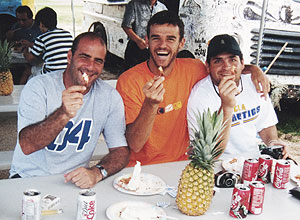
[260,145,283,159]
[215,171,240,188]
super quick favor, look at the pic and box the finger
[67,85,87,93]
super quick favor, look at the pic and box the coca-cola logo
[258,162,268,177]
[274,167,283,188]
[231,192,241,210]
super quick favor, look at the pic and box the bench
[0,80,117,171]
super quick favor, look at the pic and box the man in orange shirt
[116,10,269,166]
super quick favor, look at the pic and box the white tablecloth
[0,161,299,219]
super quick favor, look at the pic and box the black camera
[260,145,283,159]
[215,171,240,188]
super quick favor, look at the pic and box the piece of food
[82,72,89,83]
[0,40,14,95]
[176,109,225,216]
[158,66,164,76]
[295,174,300,180]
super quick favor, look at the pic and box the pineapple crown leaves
[188,108,226,170]
[0,40,14,72]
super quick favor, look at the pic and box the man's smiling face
[146,23,185,74]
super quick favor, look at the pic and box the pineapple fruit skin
[176,163,215,216]
[0,70,14,96]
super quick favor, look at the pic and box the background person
[10,32,129,189]
[121,0,167,71]
[187,34,288,160]
[117,11,269,167]
[21,7,73,83]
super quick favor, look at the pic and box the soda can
[273,159,290,189]
[77,189,97,220]
[249,181,265,215]
[257,155,273,183]
[229,184,251,219]
[22,189,41,220]
[242,158,259,184]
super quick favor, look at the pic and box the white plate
[106,201,166,220]
[290,162,300,186]
[222,157,245,174]
[113,173,166,195]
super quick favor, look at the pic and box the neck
[150,0,157,6]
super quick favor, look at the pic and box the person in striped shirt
[23,7,73,80]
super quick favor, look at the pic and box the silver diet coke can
[22,189,41,220]
[273,159,290,189]
[77,189,97,220]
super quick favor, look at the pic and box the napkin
[127,161,142,191]
[120,206,157,220]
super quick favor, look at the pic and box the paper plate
[222,157,245,174]
[113,173,166,195]
[106,201,166,220]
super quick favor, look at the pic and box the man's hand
[218,75,239,109]
[244,65,270,99]
[19,39,33,48]
[61,86,86,118]
[143,76,165,105]
[268,140,289,159]
[136,38,147,50]
[64,167,101,189]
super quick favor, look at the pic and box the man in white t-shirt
[187,34,288,160]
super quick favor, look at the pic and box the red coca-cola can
[229,184,251,219]
[249,181,265,215]
[77,189,97,220]
[273,159,290,189]
[257,155,273,183]
[242,158,259,184]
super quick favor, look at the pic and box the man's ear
[67,50,72,64]
[179,37,186,50]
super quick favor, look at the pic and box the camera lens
[225,178,234,187]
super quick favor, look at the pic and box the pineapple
[0,40,14,95]
[176,109,225,216]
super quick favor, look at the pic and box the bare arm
[217,76,239,157]
[258,125,289,159]
[64,146,130,188]
[19,86,86,155]
[126,76,165,152]
[243,64,270,98]
[23,47,38,64]
[122,26,147,50]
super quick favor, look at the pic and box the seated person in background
[116,11,270,167]
[22,7,73,82]
[10,32,130,189]
[6,5,41,46]
[187,34,289,161]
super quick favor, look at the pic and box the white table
[10,51,27,64]
[0,85,23,113]
[0,161,299,219]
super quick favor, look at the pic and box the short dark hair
[16,6,33,19]
[35,7,57,30]
[71,32,106,55]
[147,10,184,41]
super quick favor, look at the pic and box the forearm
[97,146,130,178]
[122,27,142,44]
[217,106,233,158]
[125,102,159,152]
[259,125,279,145]
[19,107,70,155]
[23,48,37,64]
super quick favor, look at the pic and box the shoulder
[190,75,211,97]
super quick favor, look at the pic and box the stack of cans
[230,155,291,218]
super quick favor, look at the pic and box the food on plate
[118,161,142,191]
[229,158,238,164]
[295,174,300,180]
[176,109,224,216]
[119,206,158,220]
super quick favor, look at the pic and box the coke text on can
[257,154,273,183]
[249,181,265,215]
[77,189,97,220]
[273,159,290,189]
[242,158,259,184]
[22,189,41,220]
[230,184,251,219]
